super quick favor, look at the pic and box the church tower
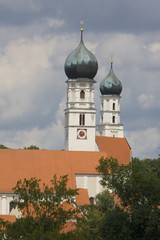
[64,27,98,151]
[97,61,124,138]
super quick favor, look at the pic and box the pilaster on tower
[97,61,124,138]
[64,27,98,151]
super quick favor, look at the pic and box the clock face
[77,129,87,140]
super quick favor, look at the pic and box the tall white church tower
[97,61,124,138]
[64,27,98,151]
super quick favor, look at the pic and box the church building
[0,27,131,220]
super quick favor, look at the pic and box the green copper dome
[64,29,98,79]
[100,62,122,95]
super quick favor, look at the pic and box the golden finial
[80,20,84,32]
[110,54,114,67]
[110,53,114,63]
[80,20,84,40]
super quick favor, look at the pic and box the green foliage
[97,157,160,240]
[24,145,39,149]
[75,190,115,240]
[5,175,78,240]
[95,190,114,213]
[2,157,160,240]
[74,204,102,240]
[0,218,8,240]
[0,144,9,149]
[99,206,131,240]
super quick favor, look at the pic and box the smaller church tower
[64,27,98,151]
[97,61,124,138]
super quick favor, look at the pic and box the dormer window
[80,90,85,99]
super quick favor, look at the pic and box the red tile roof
[96,136,131,165]
[76,189,90,205]
[0,138,131,230]
[61,221,76,233]
[0,149,108,192]
[0,215,16,223]
[0,137,131,195]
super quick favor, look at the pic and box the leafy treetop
[96,157,160,240]
[3,175,79,240]
[0,144,9,149]
[24,145,40,150]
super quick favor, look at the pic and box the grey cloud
[1,0,160,34]
[0,1,160,158]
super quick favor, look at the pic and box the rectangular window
[80,114,85,126]
[112,116,115,123]
[113,103,115,110]
[83,114,85,125]
[79,114,82,125]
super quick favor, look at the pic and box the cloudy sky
[0,0,159,159]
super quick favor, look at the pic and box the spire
[64,22,98,80]
[100,61,122,95]
[80,20,84,41]
[110,60,113,69]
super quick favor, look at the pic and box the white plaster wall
[67,82,95,105]
[68,112,78,125]
[97,94,124,137]
[104,125,124,138]
[65,80,96,151]
[67,111,95,127]
[1,195,7,215]
[88,175,97,196]
[76,174,104,198]
[97,124,124,138]
[0,193,22,217]
[67,127,96,151]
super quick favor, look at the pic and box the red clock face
[79,130,85,137]
[77,129,87,139]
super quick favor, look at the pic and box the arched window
[79,114,85,126]
[113,103,115,110]
[80,90,85,99]
[9,201,15,213]
[89,197,94,205]
[112,116,115,123]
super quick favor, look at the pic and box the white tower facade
[65,80,96,151]
[64,28,98,151]
[97,62,124,138]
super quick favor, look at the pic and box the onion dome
[64,28,98,79]
[100,61,122,95]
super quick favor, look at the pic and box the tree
[0,218,8,239]
[75,204,102,240]
[24,145,39,149]
[0,144,9,149]
[95,189,114,213]
[75,190,114,240]
[97,157,160,240]
[4,175,79,240]
[99,205,131,240]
